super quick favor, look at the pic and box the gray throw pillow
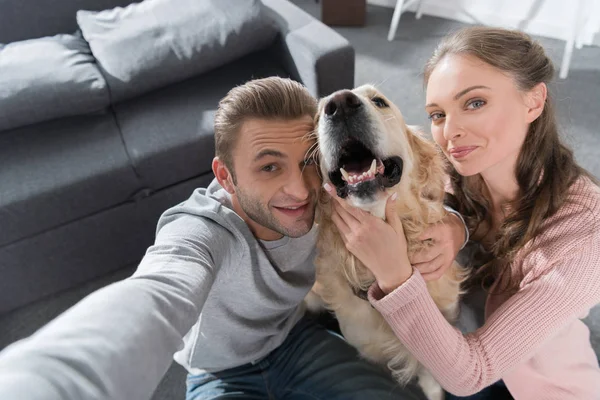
[0,34,110,131]
[77,0,278,102]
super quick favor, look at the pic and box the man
[0,77,464,400]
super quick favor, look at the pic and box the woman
[324,26,600,399]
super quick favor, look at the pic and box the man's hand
[410,212,466,281]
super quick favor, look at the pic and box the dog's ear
[404,125,446,204]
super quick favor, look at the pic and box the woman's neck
[480,157,520,218]
[474,174,519,249]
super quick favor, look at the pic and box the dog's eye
[371,97,389,108]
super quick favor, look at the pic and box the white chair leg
[575,34,584,50]
[560,0,584,79]
[560,37,575,79]
[387,0,405,41]
[415,0,425,19]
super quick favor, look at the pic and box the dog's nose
[324,90,362,117]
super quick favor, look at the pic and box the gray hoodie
[0,179,317,400]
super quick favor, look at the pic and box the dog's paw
[418,370,445,400]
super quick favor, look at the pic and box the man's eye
[261,164,278,172]
[428,112,445,121]
[371,96,389,108]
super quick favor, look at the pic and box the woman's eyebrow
[453,85,491,100]
[425,85,491,108]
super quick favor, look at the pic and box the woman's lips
[449,146,478,160]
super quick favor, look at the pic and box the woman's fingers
[417,222,442,242]
[421,267,446,282]
[410,246,438,265]
[331,207,351,238]
[333,200,360,228]
[324,183,368,222]
[412,252,443,274]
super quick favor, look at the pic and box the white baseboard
[367,0,396,7]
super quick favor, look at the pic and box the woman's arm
[409,205,467,281]
[324,182,600,396]
[369,231,600,395]
[323,183,466,287]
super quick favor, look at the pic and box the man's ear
[212,157,235,194]
[525,82,547,123]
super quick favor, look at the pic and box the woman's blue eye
[428,112,444,121]
[468,100,486,109]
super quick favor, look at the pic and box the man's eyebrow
[253,149,287,162]
[425,85,491,108]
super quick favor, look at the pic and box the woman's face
[425,54,544,178]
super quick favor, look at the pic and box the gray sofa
[0,0,354,316]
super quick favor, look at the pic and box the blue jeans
[445,380,512,400]
[186,316,427,399]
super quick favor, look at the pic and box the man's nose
[283,168,311,200]
[324,90,362,117]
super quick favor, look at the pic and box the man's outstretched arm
[0,216,225,400]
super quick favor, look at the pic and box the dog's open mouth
[328,141,403,198]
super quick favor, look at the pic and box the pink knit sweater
[369,177,600,399]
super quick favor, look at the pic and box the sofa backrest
[0,0,138,43]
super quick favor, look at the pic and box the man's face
[225,116,320,241]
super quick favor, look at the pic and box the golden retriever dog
[310,85,469,400]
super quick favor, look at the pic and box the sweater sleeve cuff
[368,269,428,316]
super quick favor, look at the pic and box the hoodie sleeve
[0,214,229,400]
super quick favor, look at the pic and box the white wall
[368,0,600,46]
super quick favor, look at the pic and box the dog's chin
[326,155,403,218]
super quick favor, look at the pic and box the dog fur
[311,85,469,400]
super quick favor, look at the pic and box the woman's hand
[324,183,413,294]
[410,212,465,281]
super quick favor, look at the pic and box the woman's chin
[452,162,481,177]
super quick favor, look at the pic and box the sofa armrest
[263,0,355,98]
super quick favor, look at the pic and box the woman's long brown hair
[424,26,597,293]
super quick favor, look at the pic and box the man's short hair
[214,77,318,182]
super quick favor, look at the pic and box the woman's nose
[443,116,464,141]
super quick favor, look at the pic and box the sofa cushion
[0,0,138,43]
[0,113,142,248]
[77,0,278,102]
[0,174,215,315]
[0,33,110,131]
[113,49,290,191]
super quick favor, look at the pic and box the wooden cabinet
[321,0,367,26]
